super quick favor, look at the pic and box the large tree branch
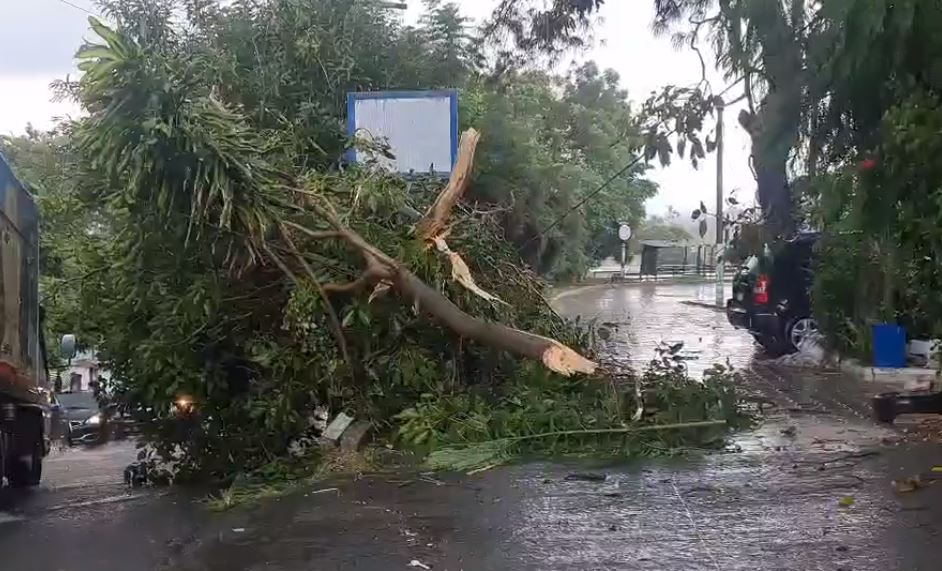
[300,212,596,376]
[277,224,357,380]
[322,254,388,295]
[412,128,504,303]
[283,129,597,377]
[390,267,595,376]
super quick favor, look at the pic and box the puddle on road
[553,282,751,378]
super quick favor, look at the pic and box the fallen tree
[290,130,595,377]
[53,14,605,478]
[29,7,748,482]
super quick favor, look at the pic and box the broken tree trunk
[289,127,597,377]
[416,128,504,303]
[417,129,481,242]
[290,210,597,377]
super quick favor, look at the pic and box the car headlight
[85,413,101,426]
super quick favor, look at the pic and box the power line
[522,126,681,248]
[54,0,97,16]
[521,154,646,247]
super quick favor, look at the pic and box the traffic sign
[618,224,632,241]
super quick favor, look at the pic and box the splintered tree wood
[419,129,500,303]
[433,236,505,304]
[417,128,481,242]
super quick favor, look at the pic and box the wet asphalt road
[3,281,942,570]
[0,440,209,570]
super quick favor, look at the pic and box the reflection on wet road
[0,441,208,571]
[554,281,747,376]
[2,282,940,570]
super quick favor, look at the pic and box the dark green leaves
[636,85,718,170]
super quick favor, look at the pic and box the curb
[840,359,939,388]
[678,300,724,312]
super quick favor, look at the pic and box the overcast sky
[0,0,755,218]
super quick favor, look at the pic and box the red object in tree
[860,158,877,171]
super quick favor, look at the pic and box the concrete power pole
[715,99,725,307]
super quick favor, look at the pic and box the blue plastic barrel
[872,324,906,368]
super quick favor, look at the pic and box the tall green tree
[492,0,942,238]
[467,63,655,277]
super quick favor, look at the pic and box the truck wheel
[8,418,42,487]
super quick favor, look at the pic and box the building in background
[58,349,106,392]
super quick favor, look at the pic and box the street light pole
[715,99,725,307]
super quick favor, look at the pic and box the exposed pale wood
[390,268,596,377]
[432,236,505,304]
[417,129,481,242]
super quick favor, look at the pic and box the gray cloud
[1,0,97,76]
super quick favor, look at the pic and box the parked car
[56,391,107,445]
[726,232,820,356]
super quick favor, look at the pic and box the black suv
[726,233,819,355]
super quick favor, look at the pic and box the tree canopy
[496,0,942,236]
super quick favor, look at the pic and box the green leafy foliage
[414,343,752,471]
[486,0,606,69]
[812,92,942,356]
[5,0,750,483]
[465,63,656,278]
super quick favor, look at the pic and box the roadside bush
[812,91,942,357]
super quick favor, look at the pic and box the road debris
[309,487,340,496]
[467,463,499,476]
[838,496,855,508]
[892,476,929,494]
[324,412,355,442]
[565,472,607,482]
[419,474,446,486]
[408,560,431,569]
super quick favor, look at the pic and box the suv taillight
[753,273,770,305]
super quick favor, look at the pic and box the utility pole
[715,99,725,307]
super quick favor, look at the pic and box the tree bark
[722,0,802,238]
[390,267,595,376]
